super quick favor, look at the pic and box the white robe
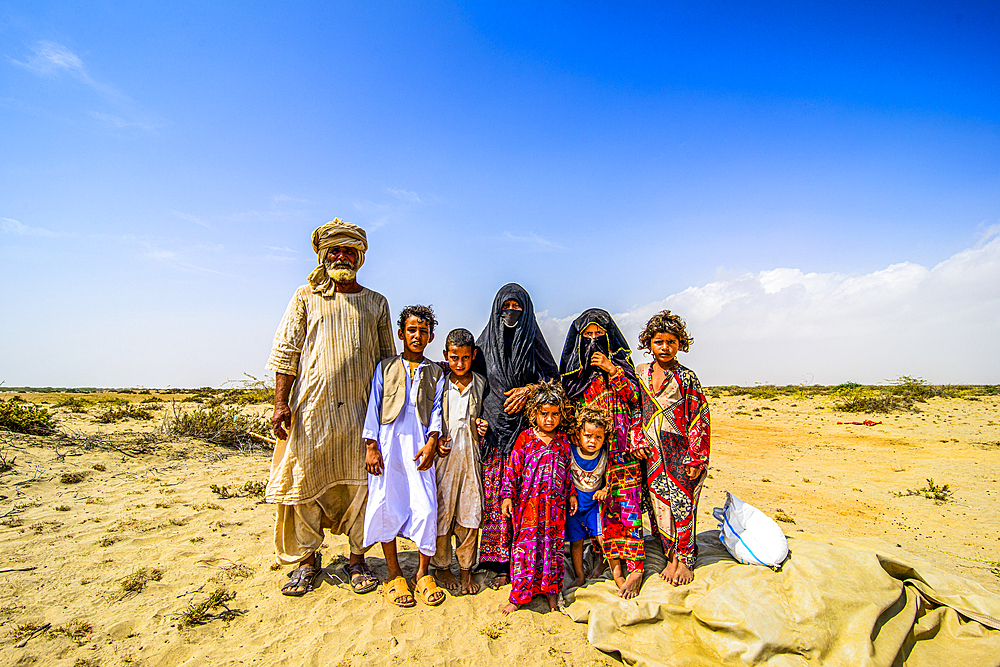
[362,359,444,556]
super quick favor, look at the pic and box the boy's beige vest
[379,355,444,428]
[440,371,487,443]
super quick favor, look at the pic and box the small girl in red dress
[499,380,576,615]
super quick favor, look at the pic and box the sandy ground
[0,391,998,666]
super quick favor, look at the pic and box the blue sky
[1,2,998,387]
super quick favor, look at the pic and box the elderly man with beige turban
[266,219,395,596]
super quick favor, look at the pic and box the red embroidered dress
[500,428,574,605]
[637,361,710,568]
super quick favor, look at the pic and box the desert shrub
[895,478,953,504]
[207,374,276,407]
[167,404,271,449]
[95,404,153,423]
[210,480,266,499]
[0,397,56,434]
[833,387,913,413]
[141,396,164,404]
[177,588,241,627]
[55,396,93,412]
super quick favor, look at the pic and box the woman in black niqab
[475,283,558,582]
[559,308,639,400]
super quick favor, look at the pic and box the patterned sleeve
[266,287,307,376]
[500,431,526,504]
[607,365,638,405]
[686,373,711,467]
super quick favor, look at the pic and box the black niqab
[475,283,558,459]
[559,308,639,400]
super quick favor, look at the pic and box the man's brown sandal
[281,553,322,596]
[344,561,378,594]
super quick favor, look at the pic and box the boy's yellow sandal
[413,574,446,606]
[383,576,415,607]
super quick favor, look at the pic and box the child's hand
[594,486,609,502]
[476,418,488,438]
[501,498,513,518]
[436,437,452,457]
[684,464,704,479]
[364,440,384,476]
[569,496,578,515]
[589,351,616,374]
[415,436,437,471]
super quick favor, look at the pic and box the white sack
[712,491,789,570]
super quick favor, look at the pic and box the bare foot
[500,602,520,616]
[435,568,461,592]
[660,552,679,582]
[671,560,694,586]
[460,569,480,595]
[545,594,559,612]
[610,559,626,590]
[567,575,585,589]
[587,559,606,579]
[618,570,642,599]
[487,574,510,590]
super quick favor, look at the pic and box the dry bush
[61,471,87,484]
[95,404,153,423]
[176,588,241,627]
[55,396,92,412]
[167,403,271,450]
[116,567,163,599]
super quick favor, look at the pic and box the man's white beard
[325,259,357,283]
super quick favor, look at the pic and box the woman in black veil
[474,283,558,588]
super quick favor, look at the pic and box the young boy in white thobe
[363,305,447,607]
[431,329,489,595]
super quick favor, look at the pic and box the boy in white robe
[363,305,446,607]
[431,329,489,595]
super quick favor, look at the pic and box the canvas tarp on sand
[565,532,1000,667]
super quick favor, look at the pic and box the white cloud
[387,187,421,203]
[169,210,211,228]
[499,231,565,252]
[10,40,89,80]
[11,41,161,130]
[272,194,307,203]
[1,217,57,237]
[975,221,1000,248]
[537,238,1000,385]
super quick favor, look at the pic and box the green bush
[0,398,56,434]
[95,404,153,423]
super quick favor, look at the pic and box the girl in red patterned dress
[499,381,575,615]
[635,310,710,586]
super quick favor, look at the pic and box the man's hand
[593,486,609,502]
[569,495,579,515]
[590,351,616,374]
[501,498,513,518]
[272,404,292,440]
[414,435,438,471]
[365,440,384,475]
[476,418,488,438]
[503,386,530,414]
[685,464,704,479]
[436,437,452,457]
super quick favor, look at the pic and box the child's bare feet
[487,573,510,590]
[618,570,642,599]
[435,568,461,592]
[500,602,520,616]
[567,575,585,589]
[660,552,679,582]
[587,559,606,579]
[610,558,626,590]
[460,569,480,595]
[545,594,559,612]
[671,561,694,586]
